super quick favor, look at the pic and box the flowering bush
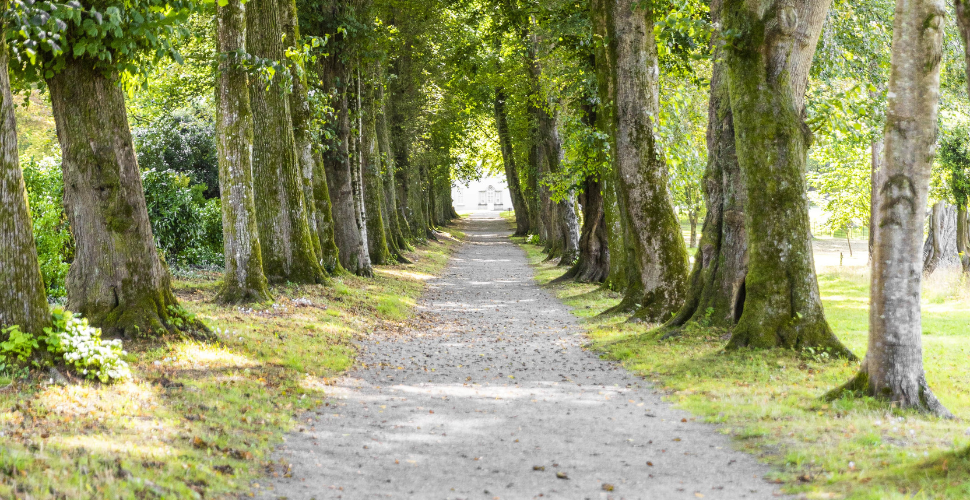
[42,308,132,383]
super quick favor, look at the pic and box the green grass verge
[0,236,460,499]
[515,239,970,500]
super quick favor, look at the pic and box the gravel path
[255,212,787,500]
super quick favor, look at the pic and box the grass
[0,231,462,499]
[515,237,970,500]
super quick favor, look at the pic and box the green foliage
[142,169,223,267]
[6,0,193,84]
[660,74,707,223]
[43,307,131,382]
[937,125,970,208]
[0,326,39,365]
[133,105,219,198]
[21,155,73,298]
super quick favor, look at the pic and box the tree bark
[869,137,885,261]
[662,0,748,332]
[362,76,394,265]
[214,0,272,304]
[246,0,324,284]
[603,0,690,322]
[283,0,340,275]
[495,88,532,236]
[321,63,372,275]
[47,61,202,338]
[953,0,970,271]
[833,0,951,416]
[722,0,852,355]
[922,201,960,275]
[375,81,412,260]
[349,73,374,275]
[0,22,50,335]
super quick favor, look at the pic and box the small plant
[802,346,832,363]
[526,234,541,245]
[44,308,132,382]
[0,325,39,365]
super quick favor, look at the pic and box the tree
[214,0,272,303]
[720,0,853,355]
[0,3,50,335]
[246,0,326,284]
[495,87,532,236]
[830,0,952,416]
[9,0,207,337]
[594,0,690,322]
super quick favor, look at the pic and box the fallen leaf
[602,483,615,491]
[556,472,569,480]
[533,465,545,471]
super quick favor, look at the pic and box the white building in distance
[452,173,512,212]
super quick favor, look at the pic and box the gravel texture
[255,212,787,500]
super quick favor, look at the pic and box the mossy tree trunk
[375,81,412,259]
[663,0,747,332]
[0,22,50,335]
[246,0,324,285]
[388,54,420,241]
[601,0,689,322]
[283,0,340,275]
[495,88,532,236]
[214,0,272,304]
[362,75,394,265]
[721,0,853,355]
[47,61,200,338]
[833,0,950,415]
[321,60,372,276]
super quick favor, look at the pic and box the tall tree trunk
[362,76,394,265]
[602,0,690,322]
[833,0,950,415]
[0,21,50,335]
[375,83,412,259]
[663,0,748,331]
[47,61,202,338]
[246,0,324,284]
[215,0,272,304]
[869,137,885,261]
[557,174,610,283]
[495,88,532,236]
[722,0,852,355]
[322,69,372,275]
[349,74,374,275]
[283,0,340,275]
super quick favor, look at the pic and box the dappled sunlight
[168,341,258,370]
[375,268,436,281]
[55,434,178,458]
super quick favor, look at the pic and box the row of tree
[1,0,462,339]
[484,0,957,418]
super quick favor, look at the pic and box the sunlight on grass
[0,231,461,499]
[515,235,970,500]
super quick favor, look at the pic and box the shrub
[44,308,131,383]
[142,169,224,267]
[133,106,219,199]
[0,309,131,383]
[21,156,73,299]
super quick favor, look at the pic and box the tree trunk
[283,0,340,275]
[604,0,690,322]
[958,205,970,270]
[833,0,951,416]
[0,23,50,334]
[322,67,372,275]
[362,76,394,265]
[688,212,698,248]
[495,88,532,236]
[722,0,852,355]
[349,74,374,275]
[922,201,960,275]
[375,82,412,259]
[246,0,324,285]
[215,0,272,304]
[47,62,202,338]
[557,174,610,284]
[663,0,748,332]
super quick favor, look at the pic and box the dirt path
[255,213,787,500]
